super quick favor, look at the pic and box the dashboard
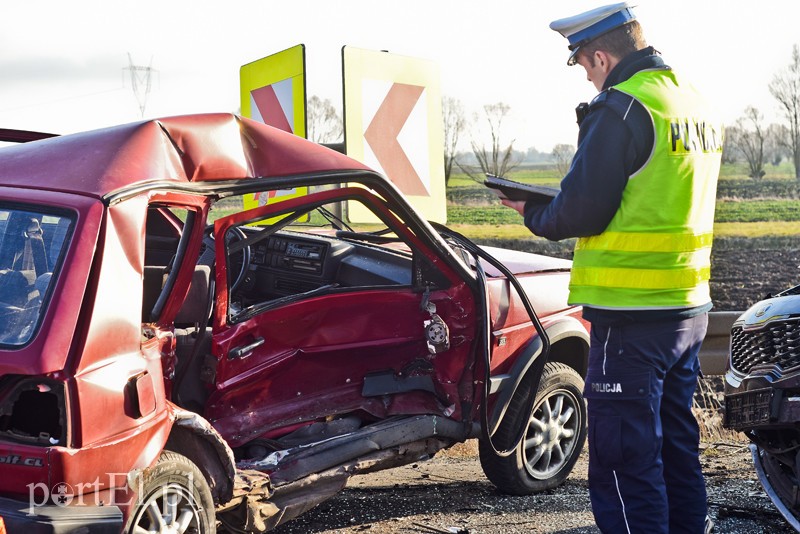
[238,230,413,302]
[251,236,327,276]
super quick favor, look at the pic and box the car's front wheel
[479,361,587,495]
[755,443,800,523]
[125,451,215,534]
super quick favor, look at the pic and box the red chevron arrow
[251,85,292,133]
[364,82,428,196]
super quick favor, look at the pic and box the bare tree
[769,44,800,180]
[442,96,466,185]
[307,95,343,144]
[721,126,741,164]
[727,107,767,180]
[551,144,576,176]
[766,123,791,166]
[460,102,520,181]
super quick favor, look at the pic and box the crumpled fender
[159,402,237,504]
[488,316,589,435]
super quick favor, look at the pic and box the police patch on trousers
[584,370,658,468]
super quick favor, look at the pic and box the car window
[142,206,199,324]
[0,206,73,346]
[214,194,415,323]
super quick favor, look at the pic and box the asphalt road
[269,440,795,534]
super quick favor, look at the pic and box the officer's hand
[500,198,526,216]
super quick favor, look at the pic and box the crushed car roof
[0,113,370,198]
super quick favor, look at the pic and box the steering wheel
[201,224,251,294]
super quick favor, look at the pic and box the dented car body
[0,114,589,533]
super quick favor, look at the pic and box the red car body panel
[0,114,369,197]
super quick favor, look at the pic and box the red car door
[204,188,480,449]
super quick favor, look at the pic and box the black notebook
[483,174,559,203]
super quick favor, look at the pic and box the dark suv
[724,284,800,529]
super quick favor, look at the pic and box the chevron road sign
[343,46,446,223]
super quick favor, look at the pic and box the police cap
[550,2,637,66]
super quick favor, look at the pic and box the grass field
[209,163,799,243]
[445,163,800,241]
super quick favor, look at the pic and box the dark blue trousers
[584,313,708,533]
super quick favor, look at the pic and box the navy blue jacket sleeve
[523,94,652,241]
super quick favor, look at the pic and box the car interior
[140,193,435,416]
[0,207,71,345]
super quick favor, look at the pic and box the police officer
[499,3,722,533]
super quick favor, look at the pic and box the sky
[1,0,797,153]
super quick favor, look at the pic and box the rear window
[0,206,73,346]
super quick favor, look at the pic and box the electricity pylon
[125,53,156,117]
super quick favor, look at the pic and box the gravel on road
[269,439,794,534]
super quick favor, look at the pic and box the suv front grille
[730,319,800,374]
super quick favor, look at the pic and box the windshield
[0,205,73,346]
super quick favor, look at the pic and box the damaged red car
[0,114,589,533]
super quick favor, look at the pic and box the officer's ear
[593,50,619,74]
[594,51,610,71]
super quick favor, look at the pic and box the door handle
[229,337,265,359]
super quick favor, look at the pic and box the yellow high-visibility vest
[568,68,723,309]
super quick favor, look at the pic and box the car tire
[125,451,216,534]
[479,361,587,495]
[756,445,800,519]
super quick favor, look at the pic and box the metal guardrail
[698,311,741,376]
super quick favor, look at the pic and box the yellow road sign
[343,46,446,223]
[240,44,308,211]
